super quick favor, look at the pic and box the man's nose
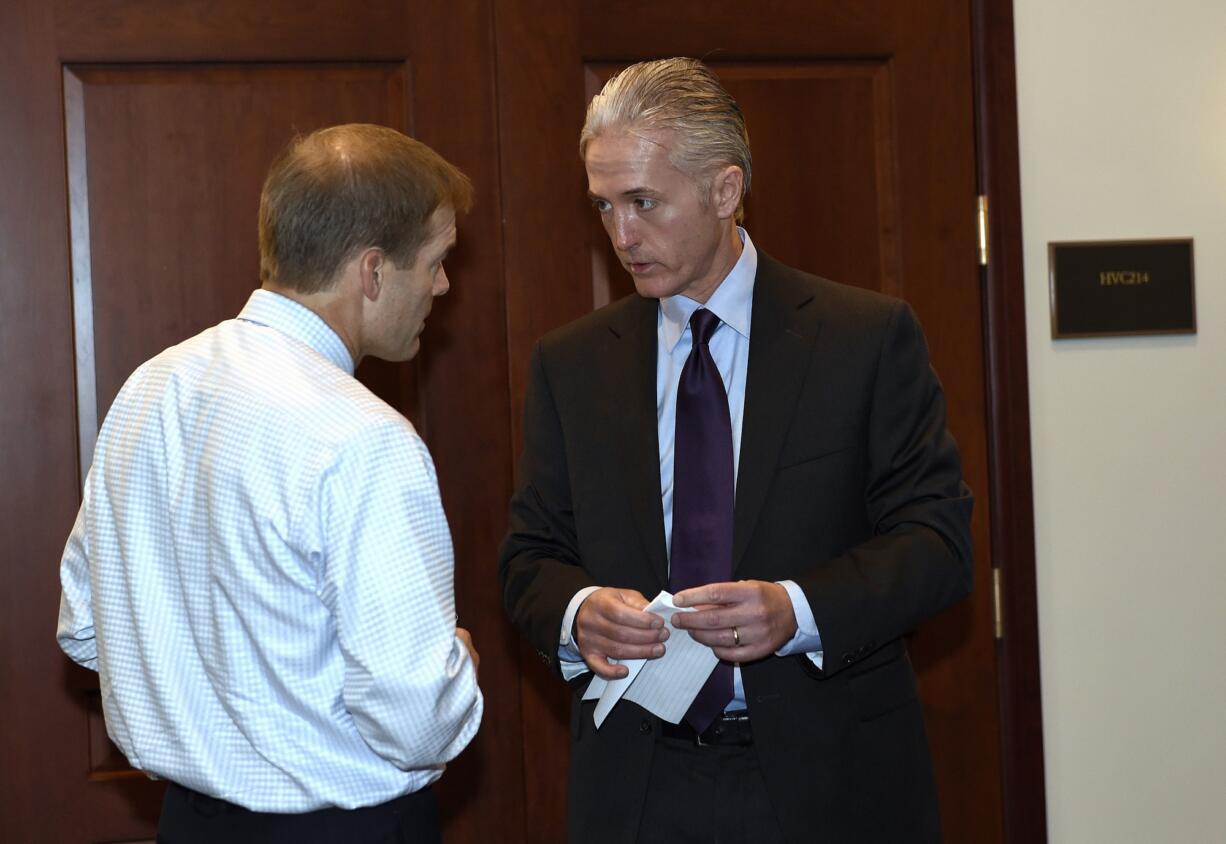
[434,267,450,296]
[611,211,638,252]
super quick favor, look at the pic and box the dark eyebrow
[587,187,658,201]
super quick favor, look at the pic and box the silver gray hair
[579,57,752,221]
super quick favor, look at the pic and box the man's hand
[672,581,797,662]
[575,587,669,679]
[456,627,479,675]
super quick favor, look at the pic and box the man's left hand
[671,580,798,662]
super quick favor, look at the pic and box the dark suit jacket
[499,253,973,843]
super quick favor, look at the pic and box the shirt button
[639,720,652,734]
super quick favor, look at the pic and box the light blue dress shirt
[561,230,824,709]
[57,289,482,811]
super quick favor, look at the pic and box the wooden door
[497,2,1007,842]
[0,2,519,841]
[1,1,1038,841]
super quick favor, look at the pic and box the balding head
[258,124,472,293]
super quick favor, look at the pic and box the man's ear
[711,165,744,221]
[358,248,385,302]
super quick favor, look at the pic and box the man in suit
[499,58,973,842]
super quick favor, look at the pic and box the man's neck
[689,221,744,305]
[262,282,363,364]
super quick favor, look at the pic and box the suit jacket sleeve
[498,342,598,672]
[793,300,973,673]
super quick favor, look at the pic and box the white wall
[1014,2,1226,841]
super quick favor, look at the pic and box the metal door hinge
[992,567,1004,639]
[976,194,990,267]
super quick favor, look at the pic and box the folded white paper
[582,590,720,728]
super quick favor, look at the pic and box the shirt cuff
[774,579,824,671]
[558,585,601,672]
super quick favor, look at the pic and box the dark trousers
[157,782,440,844]
[636,731,787,843]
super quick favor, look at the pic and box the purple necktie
[670,308,734,733]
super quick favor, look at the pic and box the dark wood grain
[495,3,590,840]
[972,0,1048,840]
[2,1,1042,841]
[55,0,409,62]
[401,3,525,839]
[4,2,521,841]
[0,1,169,840]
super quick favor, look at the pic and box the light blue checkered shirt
[57,289,482,812]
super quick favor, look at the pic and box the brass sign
[1048,238,1196,338]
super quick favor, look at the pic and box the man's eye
[634,198,656,211]
[592,199,611,212]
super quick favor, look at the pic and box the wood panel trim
[54,0,411,63]
[970,1,1048,841]
[869,57,902,299]
[63,65,98,486]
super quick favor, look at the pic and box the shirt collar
[659,228,757,352]
[236,289,356,375]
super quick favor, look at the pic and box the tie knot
[689,308,721,346]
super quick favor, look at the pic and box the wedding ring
[731,626,740,646]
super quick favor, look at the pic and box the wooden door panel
[726,64,903,297]
[65,62,412,475]
[1,0,1034,840]
[4,2,519,841]
[53,0,410,61]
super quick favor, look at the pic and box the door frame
[972,1,1048,840]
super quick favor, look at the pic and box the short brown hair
[580,58,752,221]
[258,124,472,293]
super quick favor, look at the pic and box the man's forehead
[587,127,672,163]
[429,206,456,237]
[585,129,683,193]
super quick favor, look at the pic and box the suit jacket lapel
[733,254,822,573]
[607,295,670,590]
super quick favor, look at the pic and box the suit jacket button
[639,720,652,734]
[537,650,550,665]
[843,653,854,665]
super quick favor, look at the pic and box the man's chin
[630,273,680,301]
[373,338,421,364]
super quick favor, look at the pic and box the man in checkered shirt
[57,124,482,843]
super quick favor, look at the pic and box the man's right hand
[575,587,668,679]
[456,626,479,675]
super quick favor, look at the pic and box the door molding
[971,1,1048,841]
